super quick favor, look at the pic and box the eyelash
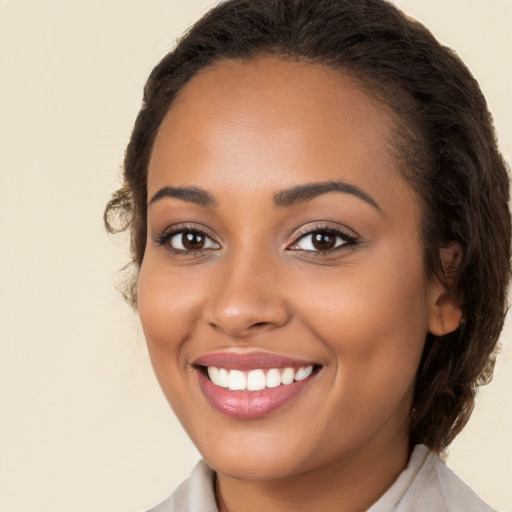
[289,224,358,254]
[155,224,358,255]
[156,224,220,254]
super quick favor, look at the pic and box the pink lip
[193,351,317,371]
[196,369,315,419]
[193,351,320,419]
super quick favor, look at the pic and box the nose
[204,250,290,338]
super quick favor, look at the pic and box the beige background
[0,1,510,511]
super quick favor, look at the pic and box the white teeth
[206,365,315,390]
[266,368,281,388]
[207,366,219,382]
[207,367,229,387]
[228,369,247,390]
[295,365,313,381]
[247,369,266,391]
[281,367,295,385]
[218,368,229,388]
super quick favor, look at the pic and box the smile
[193,352,320,419]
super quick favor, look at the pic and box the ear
[427,243,463,336]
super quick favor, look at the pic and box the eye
[290,227,357,253]
[157,227,220,253]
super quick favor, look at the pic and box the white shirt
[147,445,495,512]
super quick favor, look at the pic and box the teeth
[206,365,314,390]
[218,368,229,388]
[228,369,246,390]
[281,367,295,385]
[207,367,229,387]
[295,366,313,381]
[266,368,281,388]
[247,369,266,391]
[207,366,220,382]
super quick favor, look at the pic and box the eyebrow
[149,186,217,207]
[148,180,381,212]
[273,180,381,212]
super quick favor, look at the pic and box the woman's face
[138,57,452,481]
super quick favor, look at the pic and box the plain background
[0,1,511,511]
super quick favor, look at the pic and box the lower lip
[196,370,314,419]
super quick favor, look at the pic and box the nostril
[206,302,290,337]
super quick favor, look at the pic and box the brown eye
[162,229,220,252]
[291,227,357,253]
[311,232,336,251]
[182,231,205,250]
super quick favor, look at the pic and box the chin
[188,424,316,481]
[205,448,309,482]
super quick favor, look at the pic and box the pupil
[183,232,204,250]
[312,232,335,250]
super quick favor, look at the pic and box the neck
[215,435,411,512]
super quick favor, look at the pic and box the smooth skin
[138,57,462,512]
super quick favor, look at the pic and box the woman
[105,0,511,510]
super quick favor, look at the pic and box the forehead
[148,56,408,207]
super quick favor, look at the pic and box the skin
[138,57,462,512]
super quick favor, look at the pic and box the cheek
[138,258,199,340]
[293,252,430,394]
[137,258,205,419]
[137,257,208,382]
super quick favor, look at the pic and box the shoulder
[397,446,496,512]
[435,457,496,512]
[145,460,218,512]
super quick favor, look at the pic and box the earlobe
[428,289,463,336]
[427,242,464,336]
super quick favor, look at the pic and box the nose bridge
[206,243,289,337]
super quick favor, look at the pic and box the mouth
[193,352,321,419]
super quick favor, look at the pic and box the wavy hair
[105,0,511,451]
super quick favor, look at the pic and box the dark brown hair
[105,0,511,451]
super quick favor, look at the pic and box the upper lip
[193,351,319,371]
